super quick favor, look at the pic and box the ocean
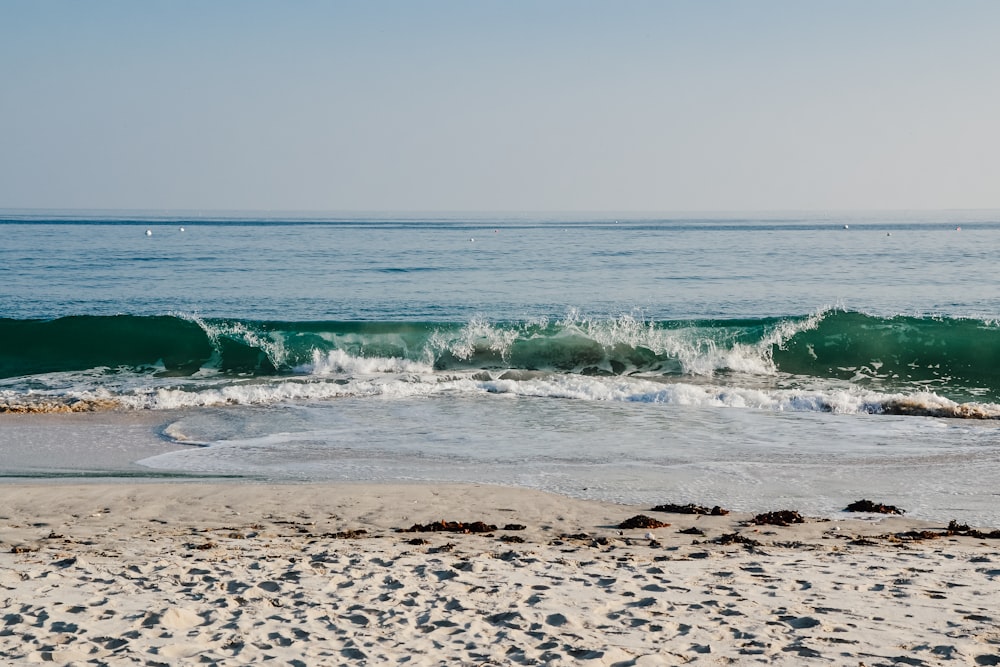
[2,210,999,524]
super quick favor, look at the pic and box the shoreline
[3,481,999,664]
[5,408,1000,529]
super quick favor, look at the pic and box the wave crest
[4,309,1000,411]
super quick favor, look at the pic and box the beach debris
[0,397,121,414]
[946,520,1000,539]
[618,515,670,530]
[397,520,498,534]
[878,400,999,419]
[677,526,706,536]
[750,511,804,527]
[502,524,526,531]
[845,521,1000,545]
[560,533,593,541]
[185,541,217,550]
[320,529,369,539]
[845,499,905,515]
[710,533,762,548]
[555,533,614,547]
[772,540,808,549]
[651,503,729,516]
[891,530,942,542]
[500,534,525,544]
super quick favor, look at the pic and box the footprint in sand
[157,643,209,660]
[40,647,90,665]
[154,607,205,630]
[783,615,821,630]
[545,612,568,627]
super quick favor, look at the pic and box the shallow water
[129,396,999,525]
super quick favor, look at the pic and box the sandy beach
[1,482,999,665]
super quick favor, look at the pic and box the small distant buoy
[494,229,498,233]
[956,226,961,231]
[886,232,891,236]
[469,237,474,242]
[179,227,185,232]
[843,224,849,229]
[145,229,152,236]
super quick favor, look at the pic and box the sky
[1,1,998,213]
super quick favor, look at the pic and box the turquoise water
[2,210,999,523]
[3,210,999,320]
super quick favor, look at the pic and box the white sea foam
[427,315,521,362]
[80,362,998,419]
[299,349,434,375]
[553,309,829,377]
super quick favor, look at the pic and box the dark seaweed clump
[651,503,729,516]
[751,510,804,527]
[946,520,1000,539]
[845,499,905,515]
[711,533,762,547]
[397,520,498,534]
[618,515,671,530]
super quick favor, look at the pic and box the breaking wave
[3,309,1000,418]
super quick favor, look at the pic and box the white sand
[2,482,999,665]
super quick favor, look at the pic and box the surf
[3,309,1000,417]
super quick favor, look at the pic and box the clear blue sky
[2,1,998,212]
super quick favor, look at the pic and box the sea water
[2,210,999,524]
